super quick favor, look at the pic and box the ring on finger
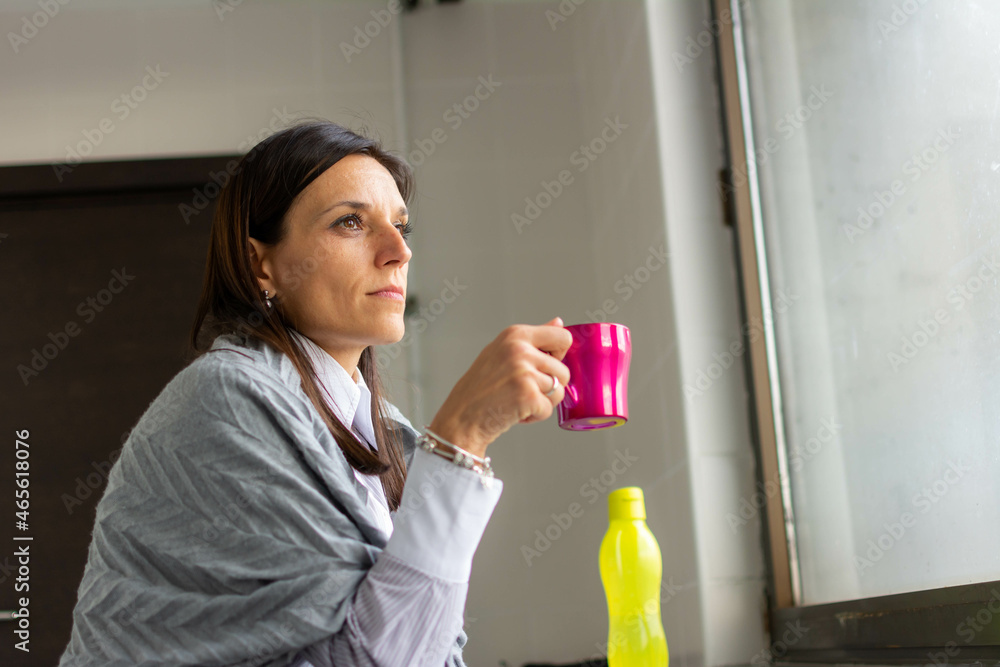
[545,373,561,397]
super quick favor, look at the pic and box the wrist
[418,428,495,485]
[427,416,487,459]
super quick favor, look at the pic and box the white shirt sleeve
[293,447,503,667]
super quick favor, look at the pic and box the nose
[376,218,412,266]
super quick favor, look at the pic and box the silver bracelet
[419,426,495,485]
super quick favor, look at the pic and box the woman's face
[248,153,412,377]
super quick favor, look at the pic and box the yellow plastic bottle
[599,487,669,667]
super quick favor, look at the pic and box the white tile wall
[1,0,770,664]
[0,1,401,165]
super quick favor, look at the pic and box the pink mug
[557,323,631,430]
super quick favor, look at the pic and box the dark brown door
[0,156,237,666]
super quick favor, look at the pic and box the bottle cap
[608,486,646,520]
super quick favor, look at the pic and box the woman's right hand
[427,317,574,459]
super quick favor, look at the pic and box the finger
[533,367,566,402]
[526,319,573,360]
[527,347,570,388]
[521,384,557,423]
[535,369,552,394]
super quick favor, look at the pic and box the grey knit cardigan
[57,333,468,666]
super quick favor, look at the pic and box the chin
[374,321,406,346]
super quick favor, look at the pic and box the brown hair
[188,119,413,511]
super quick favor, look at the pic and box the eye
[333,212,363,230]
[333,212,412,240]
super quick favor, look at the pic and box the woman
[57,120,572,667]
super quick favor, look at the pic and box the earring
[263,289,273,310]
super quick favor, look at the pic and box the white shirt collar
[289,329,377,452]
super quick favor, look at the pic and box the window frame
[711,0,1000,661]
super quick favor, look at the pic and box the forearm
[320,552,468,666]
[296,448,503,667]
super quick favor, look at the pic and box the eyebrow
[316,200,409,221]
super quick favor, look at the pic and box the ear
[247,237,274,293]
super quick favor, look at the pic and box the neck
[294,330,362,383]
[323,348,361,384]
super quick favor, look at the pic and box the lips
[368,285,404,296]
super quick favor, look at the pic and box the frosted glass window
[742,0,1000,605]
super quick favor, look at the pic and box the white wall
[1,0,768,664]
[643,0,768,663]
